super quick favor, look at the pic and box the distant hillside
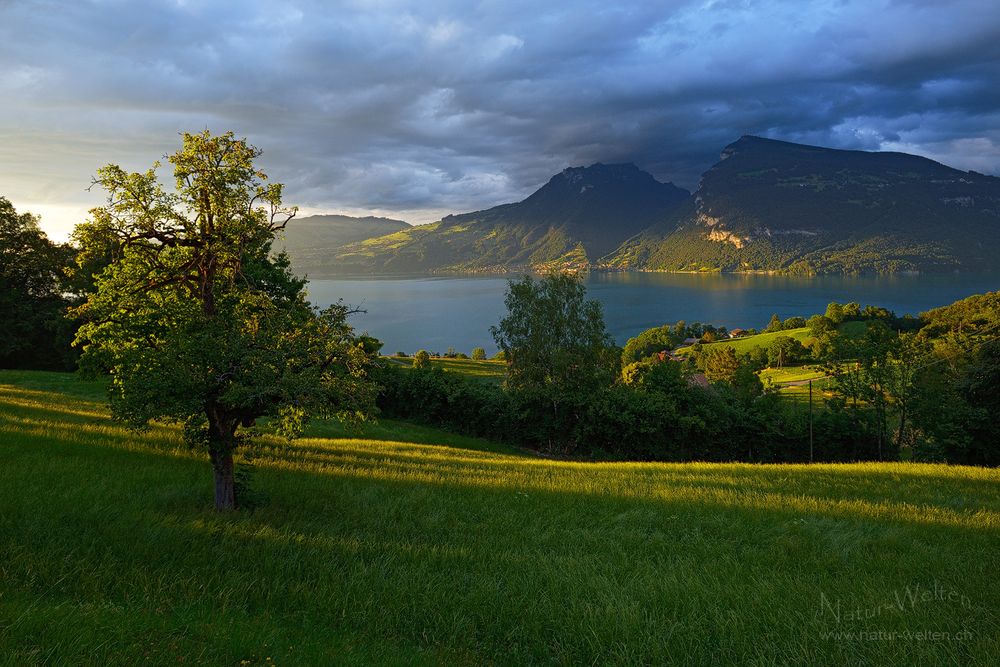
[278,214,410,272]
[606,136,1000,274]
[330,163,689,274]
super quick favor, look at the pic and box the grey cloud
[1,0,999,238]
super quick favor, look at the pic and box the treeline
[377,276,1000,466]
[376,361,879,462]
[0,197,80,370]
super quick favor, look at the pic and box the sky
[2,0,1000,241]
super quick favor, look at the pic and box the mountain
[278,214,410,272]
[605,136,1000,274]
[328,163,689,274]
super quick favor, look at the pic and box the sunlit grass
[2,370,998,665]
[760,365,828,385]
[383,356,507,382]
[676,326,812,355]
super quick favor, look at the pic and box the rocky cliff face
[605,136,1000,274]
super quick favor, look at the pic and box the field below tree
[383,356,507,383]
[2,371,998,664]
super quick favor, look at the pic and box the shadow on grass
[5,405,1000,665]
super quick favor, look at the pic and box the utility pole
[809,379,814,463]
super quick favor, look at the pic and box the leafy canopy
[491,273,617,391]
[72,131,377,508]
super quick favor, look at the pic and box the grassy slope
[2,371,999,665]
[383,356,507,383]
[759,366,827,384]
[676,326,812,355]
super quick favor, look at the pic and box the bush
[413,350,430,369]
[375,365,508,440]
[375,344,886,465]
[471,347,487,360]
[621,324,678,365]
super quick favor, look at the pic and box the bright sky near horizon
[2,0,999,241]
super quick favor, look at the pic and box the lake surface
[304,273,1000,355]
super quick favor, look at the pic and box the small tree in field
[703,347,740,384]
[413,349,430,369]
[490,273,617,391]
[471,347,486,360]
[72,131,377,510]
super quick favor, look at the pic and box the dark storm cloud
[2,0,999,237]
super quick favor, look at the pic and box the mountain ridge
[323,162,690,275]
[605,135,1000,274]
[279,214,410,272]
[286,137,1000,276]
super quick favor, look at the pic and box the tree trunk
[895,401,907,452]
[206,402,239,511]
[212,450,236,511]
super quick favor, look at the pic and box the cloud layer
[3,0,999,238]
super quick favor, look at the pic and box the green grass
[677,326,813,355]
[758,366,838,405]
[383,356,507,383]
[2,370,999,664]
[760,365,828,385]
[776,379,838,405]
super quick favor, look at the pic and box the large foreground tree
[73,131,377,510]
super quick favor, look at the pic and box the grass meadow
[675,326,812,355]
[384,356,507,383]
[2,370,999,664]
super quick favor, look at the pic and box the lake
[304,272,1000,355]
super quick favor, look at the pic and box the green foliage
[0,197,78,370]
[910,339,1000,466]
[742,344,770,371]
[765,313,782,332]
[920,291,1000,337]
[491,273,618,392]
[471,346,487,360]
[71,131,377,509]
[703,346,740,384]
[767,336,808,368]
[621,323,679,364]
[807,314,834,337]
[412,349,430,369]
